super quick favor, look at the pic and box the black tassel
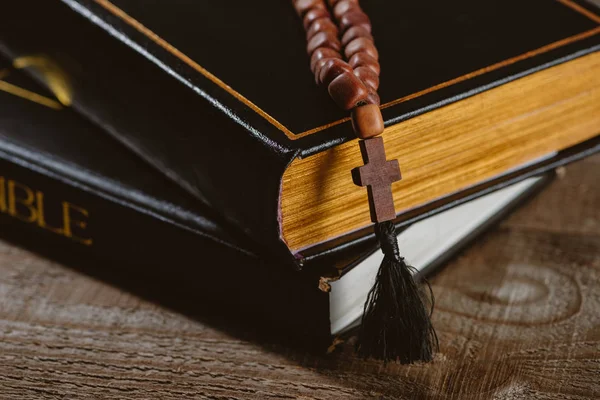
[356,221,438,363]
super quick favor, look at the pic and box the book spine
[0,0,299,266]
[0,151,330,347]
[0,150,239,273]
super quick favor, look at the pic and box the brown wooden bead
[310,48,342,73]
[327,71,369,110]
[365,89,381,105]
[345,38,379,60]
[318,58,353,86]
[332,0,359,6]
[354,66,380,90]
[303,8,330,30]
[351,104,384,139]
[293,0,325,17]
[339,10,371,33]
[349,52,380,75]
[333,0,360,20]
[341,25,373,46]
[306,18,338,40]
[313,58,331,83]
[307,31,341,55]
[329,0,355,7]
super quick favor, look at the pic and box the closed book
[0,58,256,261]
[0,59,332,345]
[0,58,585,348]
[1,0,598,267]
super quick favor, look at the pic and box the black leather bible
[1,0,598,267]
[0,57,591,348]
[0,59,334,346]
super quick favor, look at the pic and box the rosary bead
[328,71,369,110]
[333,0,359,20]
[294,0,325,17]
[354,66,379,90]
[303,8,330,29]
[306,18,338,40]
[295,1,381,113]
[349,52,380,75]
[351,104,385,139]
[345,37,379,60]
[318,58,353,86]
[339,10,371,33]
[341,25,373,46]
[307,31,341,54]
[328,0,351,7]
[310,48,342,73]
[366,90,381,106]
[313,58,331,83]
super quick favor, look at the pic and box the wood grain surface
[0,155,599,399]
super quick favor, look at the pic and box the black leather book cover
[1,0,598,266]
[0,55,591,349]
[0,58,253,259]
[0,58,335,346]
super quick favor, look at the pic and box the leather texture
[0,0,598,267]
[0,61,331,346]
[0,58,253,257]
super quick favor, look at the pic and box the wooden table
[0,155,598,399]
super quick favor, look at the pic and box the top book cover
[1,0,598,266]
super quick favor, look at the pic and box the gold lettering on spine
[7,180,38,222]
[62,202,93,246]
[35,191,65,235]
[0,176,92,246]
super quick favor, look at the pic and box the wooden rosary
[294,0,400,223]
[293,0,437,364]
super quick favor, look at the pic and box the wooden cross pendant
[351,137,402,223]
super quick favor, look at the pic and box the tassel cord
[357,221,439,363]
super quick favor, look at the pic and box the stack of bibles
[0,0,598,350]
